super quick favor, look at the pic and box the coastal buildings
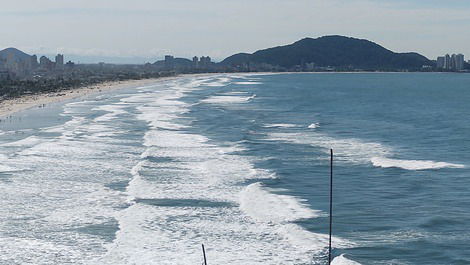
[157,55,214,71]
[200,56,211,67]
[436,53,465,71]
[0,48,72,79]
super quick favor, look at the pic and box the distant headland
[161,35,469,72]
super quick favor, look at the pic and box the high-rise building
[39,56,54,70]
[192,56,199,68]
[451,54,457,70]
[31,55,39,69]
[444,54,451,70]
[455,54,465,71]
[55,54,64,67]
[200,56,211,67]
[436,56,445,69]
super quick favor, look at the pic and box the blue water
[1,73,469,264]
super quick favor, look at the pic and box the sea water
[0,73,469,265]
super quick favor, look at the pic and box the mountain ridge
[221,35,431,70]
[0,47,33,61]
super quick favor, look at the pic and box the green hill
[0,47,32,61]
[222,36,431,70]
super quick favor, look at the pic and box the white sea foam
[224,91,250,95]
[0,75,357,264]
[228,74,250,79]
[371,157,465,170]
[209,77,231,86]
[279,223,354,250]
[0,164,18,172]
[110,76,353,264]
[143,130,209,148]
[43,116,87,133]
[136,104,188,130]
[97,202,351,265]
[0,237,85,264]
[93,104,128,122]
[240,183,320,223]
[201,94,256,104]
[62,100,96,115]
[195,77,232,87]
[93,105,127,113]
[0,117,138,264]
[308,122,320,129]
[263,123,298,128]
[331,254,362,265]
[267,132,391,164]
[1,136,44,147]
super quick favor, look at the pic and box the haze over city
[1,0,470,63]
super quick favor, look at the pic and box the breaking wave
[371,157,465,170]
[308,123,319,129]
[201,94,256,104]
[240,182,321,223]
[263,123,298,128]
[331,254,362,265]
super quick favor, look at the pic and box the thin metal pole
[328,149,333,264]
[202,244,208,265]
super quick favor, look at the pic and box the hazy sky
[1,0,469,63]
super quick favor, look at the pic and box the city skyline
[1,0,470,63]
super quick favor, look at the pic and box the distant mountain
[0,47,32,61]
[221,36,431,70]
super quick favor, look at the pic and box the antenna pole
[328,149,333,264]
[202,244,208,265]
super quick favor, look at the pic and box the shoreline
[0,76,180,119]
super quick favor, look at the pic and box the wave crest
[332,254,362,265]
[240,183,320,223]
[371,157,465,170]
[308,123,319,129]
[201,94,256,104]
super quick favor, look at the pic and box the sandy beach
[0,77,178,119]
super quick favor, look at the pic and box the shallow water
[1,73,469,264]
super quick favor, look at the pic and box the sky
[1,0,469,63]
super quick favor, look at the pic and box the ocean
[0,73,469,265]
